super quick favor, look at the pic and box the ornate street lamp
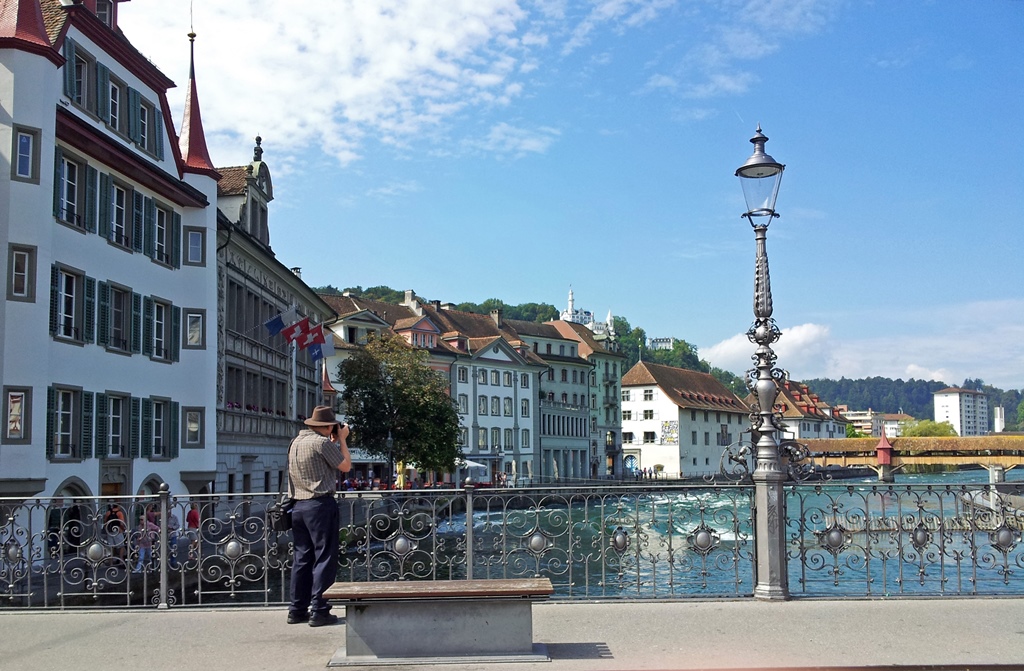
[736,125,789,600]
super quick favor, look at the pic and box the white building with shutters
[620,361,749,479]
[1,0,219,500]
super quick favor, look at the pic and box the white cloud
[366,181,423,199]
[120,0,529,167]
[561,0,676,55]
[470,122,561,156]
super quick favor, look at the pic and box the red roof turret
[179,31,218,177]
[0,0,63,65]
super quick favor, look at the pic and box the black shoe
[287,611,310,625]
[308,612,338,628]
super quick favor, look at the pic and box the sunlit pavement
[2,598,1023,671]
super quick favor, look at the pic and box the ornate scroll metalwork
[786,482,1024,596]
[3,479,1024,609]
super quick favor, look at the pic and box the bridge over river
[802,434,1024,482]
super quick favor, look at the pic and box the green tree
[846,424,866,438]
[312,284,344,295]
[338,332,462,475]
[709,367,748,398]
[613,316,645,371]
[900,419,957,437]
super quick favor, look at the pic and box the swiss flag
[299,324,327,350]
[281,317,311,344]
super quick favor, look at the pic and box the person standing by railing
[286,406,351,627]
[132,515,159,573]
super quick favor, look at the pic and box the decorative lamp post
[736,125,789,600]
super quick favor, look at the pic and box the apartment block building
[934,387,989,436]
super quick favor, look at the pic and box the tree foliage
[802,377,950,421]
[337,332,462,473]
[455,298,558,323]
[900,419,957,437]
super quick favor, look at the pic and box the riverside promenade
[2,598,1024,671]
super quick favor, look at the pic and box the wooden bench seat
[326,578,553,666]
[324,577,553,602]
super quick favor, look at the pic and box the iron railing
[1,480,1022,609]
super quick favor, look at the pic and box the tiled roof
[749,379,847,422]
[217,166,249,196]
[319,294,463,357]
[1,0,51,47]
[622,361,748,413]
[39,0,66,44]
[548,320,624,359]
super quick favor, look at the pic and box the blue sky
[120,1,1023,391]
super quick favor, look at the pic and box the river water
[418,469,1024,599]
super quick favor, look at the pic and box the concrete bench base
[325,579,553,666]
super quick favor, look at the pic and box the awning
[456,459,489,469]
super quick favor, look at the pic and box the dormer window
[96,0,113,27]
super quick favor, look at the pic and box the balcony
[218,408,297,439]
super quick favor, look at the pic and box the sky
[118,1,1024,392]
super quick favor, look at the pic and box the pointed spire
[0,0,63,65]
[179,31,217,176]
[876,424,893,450]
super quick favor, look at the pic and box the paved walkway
[2,598,1024,671]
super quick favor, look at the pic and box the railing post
[464,478,474,580]
[157,483,170,610]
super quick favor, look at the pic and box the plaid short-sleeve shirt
[288,429,344,500]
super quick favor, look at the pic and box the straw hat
[303,406,339,427]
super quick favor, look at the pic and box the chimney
[432,300,441,310]
[403,290,422,315]
[291,267,302,278]
[490,308,503,327]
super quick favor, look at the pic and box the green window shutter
[171,212,182,268]
[84,277,96,344]
[154,112,164,160]
[130,292,142,353]
[46,387,56,459]
[144,197,155,258]
[97,282,110,347]
[127,87,140,143]
[85,166,98,233]
[81,391,94,459]
[53,147,63,218]
[141,398,152,458]
[142,297,153,356]
[62,40,76,99]
[171,306,181,362]
[49,265,60,336]
[130,396,141,459]
[132,192,145,253]
[96,63,110,123]
[95,394,108,459]
[98,172,111,239]
[169,402,180,459]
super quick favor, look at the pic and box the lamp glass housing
[738,166,784,219]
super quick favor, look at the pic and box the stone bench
[325,578,553,666]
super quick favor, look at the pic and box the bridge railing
[1,479,1022,609]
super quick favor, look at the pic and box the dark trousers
[289,496,339,615]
